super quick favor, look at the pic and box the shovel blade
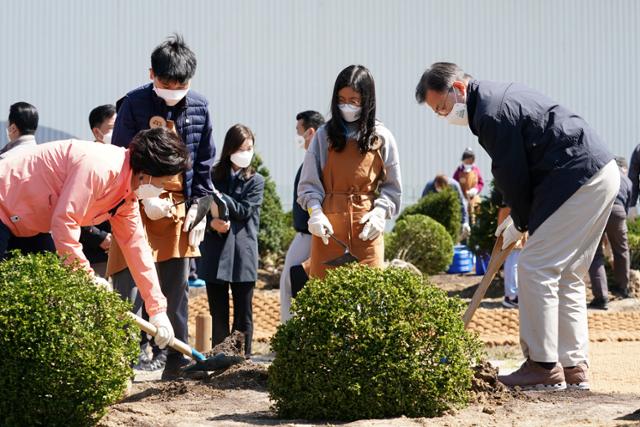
[188,195,214,232]
[185,352,245,372]
[324,252,359,267]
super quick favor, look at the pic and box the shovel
[128,312,244,372]
[324,234,360,267]
[462,236,515,328]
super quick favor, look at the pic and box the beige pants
[518,160,619,367]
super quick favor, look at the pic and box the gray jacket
[297,122,402,218]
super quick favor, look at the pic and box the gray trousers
[113,257,190,365]
[588,203,630,300]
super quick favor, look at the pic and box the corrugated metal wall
[1,0,639,208]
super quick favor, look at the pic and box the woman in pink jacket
[0,127,190,349]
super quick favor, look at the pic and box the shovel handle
[462,236,515,328]
[126,312,206,362]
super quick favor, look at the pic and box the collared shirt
[0,135,37,160]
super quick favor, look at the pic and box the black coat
[467,80,613,234]
[199,171,265,283]
[80,222,111,264]
[628,144,640,206]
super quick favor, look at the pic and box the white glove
[494,215,524,250]
[183,203,206,248]
[149,312,174,350]
[629,206,638,220]
[461,222,471,238]
[467,187,479,198]
[142,197,173,221]
[359,207,386,241]
[308,205,333,245]
[92,276,112,292]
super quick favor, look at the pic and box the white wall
[1,0,639,208]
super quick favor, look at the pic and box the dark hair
[88,104,116,130]
[415,62,472,103]
[213,124,256,182]
[151,34,197,84]
[296,110,325,131]
[8,102,38,135]
[461,147,475,161]
[326,65,377,154]
[129,127,191,176]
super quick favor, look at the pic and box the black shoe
[161,358,207,381]
[502,296,519,309]
[587,298,608,310]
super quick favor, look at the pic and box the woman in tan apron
[297,65,402,279]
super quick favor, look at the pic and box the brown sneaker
[498,359,566,391]
[564,362,589,390]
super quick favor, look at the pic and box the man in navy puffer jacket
[110,34,216,380]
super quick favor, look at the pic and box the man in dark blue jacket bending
[416,62,619,391]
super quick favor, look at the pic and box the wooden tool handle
[126,312,194,359]
[462,236,515,328]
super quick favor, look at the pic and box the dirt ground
[99,341,640,427]
[100,272,640,426]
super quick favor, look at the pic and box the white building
[1,0,639,208]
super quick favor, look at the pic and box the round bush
[386,214,454,275]
[0,252,138,426]
[399,187,462,242]
[268,264,482,421]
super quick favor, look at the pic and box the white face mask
[135,176,165,200]
[446,90,468,126]
[101,130,113,145]
[153,87,189,106]
[230,149,254,168]
[338,103,362,123]
[5,127,10,142]
[295,135,305,149]
[463,163,474,172]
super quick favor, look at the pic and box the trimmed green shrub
[386,214,454,275]
[253,154,289,266]
[268,264,482,420]
[398,187,462,242]
[628,217,640,236]
[629,234,640,270]
[0,252,138,426]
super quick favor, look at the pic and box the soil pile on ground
[470,361,527,406]
[205,362,269,391]
[204,330,245,357]
[628,270,640,298]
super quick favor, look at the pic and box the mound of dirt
[628,270,640,298]
[205,362,269,391]
[470,361,527,406]
[204,330,245,357]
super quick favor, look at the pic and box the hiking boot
[610,287,630,299]
[161,358,207,381]
[587,298,608,310]
[564,362,589,390]
[498,359,566,391]
[502,296,519,309]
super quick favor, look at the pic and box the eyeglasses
[435,87,453,117]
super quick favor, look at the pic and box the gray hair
[415,62,471,103]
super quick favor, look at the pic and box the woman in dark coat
[200,124,264,356]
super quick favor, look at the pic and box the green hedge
[269,264,482,421]
[385,214,454,275]
[0,252,138,426]
[398,187,462,242]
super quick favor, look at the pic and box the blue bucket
[447,245,475,274]
[475,253,490,275]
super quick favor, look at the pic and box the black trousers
[206,280,254,355]
[113,257,190,365]
[589,203,630,300]
[0,221,55,259]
